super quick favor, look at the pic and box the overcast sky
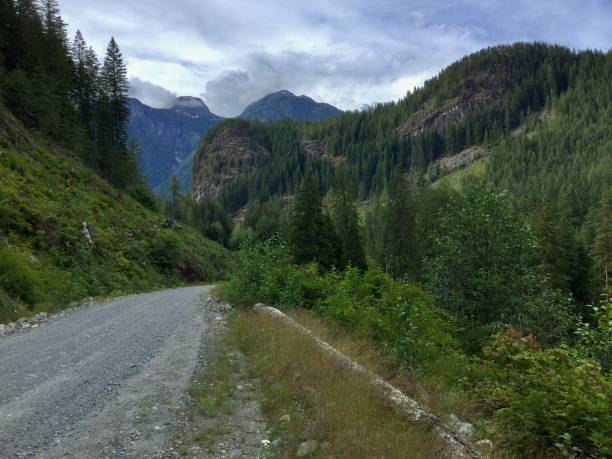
[57,0,612,116]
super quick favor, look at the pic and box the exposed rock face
[397,63,509,139]
[128,97,223,190]
[192,123,270,204]
[240,90,342,123]
[427,145,487,180]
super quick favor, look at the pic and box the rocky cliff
[128,97,223,190]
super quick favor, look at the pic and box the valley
[0,1,610,458]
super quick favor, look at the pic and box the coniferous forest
[0,0,152,202]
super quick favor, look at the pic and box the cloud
[128,77,177,108]
[58,0,612,116]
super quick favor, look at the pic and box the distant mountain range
[129,91,343,193]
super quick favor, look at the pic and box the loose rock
[476,439,493,452]
[297,440,319,457]
[449,414,475,440]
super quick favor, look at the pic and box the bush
[128,183,158,211]
[150,230,187,272]
[575,296,612,371]
[479,328,611,457]
[222,235,291,305]
[0,246,41,307]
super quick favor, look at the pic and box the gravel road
[0,285,215,458]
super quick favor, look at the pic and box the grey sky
[58,0,612,116]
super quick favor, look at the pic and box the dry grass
[226,309,450,459]
[283,309,479,425]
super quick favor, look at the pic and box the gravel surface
[0,285,214,458]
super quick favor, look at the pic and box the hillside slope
[0,104,228,323]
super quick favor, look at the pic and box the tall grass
[227,310,447,459]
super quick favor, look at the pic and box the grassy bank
[184,307,447,458]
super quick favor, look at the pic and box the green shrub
[575,296,612,371]
[150,230,187,272]
[0,246,41,307]
[480,327,611,457]
[223,235,292,305]
[0,286,26,323]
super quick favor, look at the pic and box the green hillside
[0,105,228,323]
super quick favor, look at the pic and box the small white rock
[449,414,475,440]
[297,440,319,457]
[261,439,271,447]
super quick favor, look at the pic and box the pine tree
[329,166,366,270]
[171,175,180,220]
[289,169,338,269]
[40,0,72,83]
[384,167,418,278]
[99,37,132,186]
[591,198,611,294]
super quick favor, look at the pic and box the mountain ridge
[131,90,344,193]
[191,43,609,213]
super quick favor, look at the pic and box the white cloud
[128,77,177,108]
[58,0,612,116]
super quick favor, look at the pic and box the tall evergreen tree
[384,167,418,278]
[289,169,338,269]
[99,37,132,186]
[591,198,611,295]
[329,166,366,270]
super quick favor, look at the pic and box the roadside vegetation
[183,304,446,458]
[218,179,611,458]
[0,1,229,323]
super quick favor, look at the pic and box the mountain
[192,43,609,209]
[239,90,343,122]
[128,97,223,190]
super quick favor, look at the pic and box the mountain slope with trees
[193,42,611,304]
[0,103,228,323]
